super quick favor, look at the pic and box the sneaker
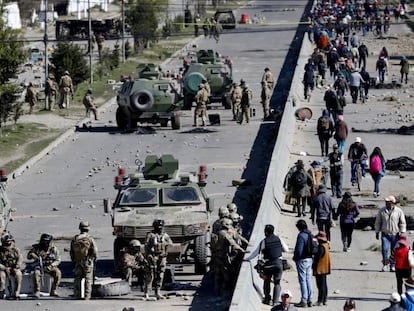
[294,301,307,308]
[390,266,396,272]
[307,301,313,307]
[343,246,347,252]
[381,264,389,272]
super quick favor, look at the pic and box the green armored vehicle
[116,64,182,130]
[110,154,213,274]
[0,170,13,235]
[182,49,233,110]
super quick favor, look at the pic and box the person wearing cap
[375,196,406,272]
[262,67,275,91]
[382,292,405,310]
[335,192,360,252]
[70,221,98,300]
[245,224,288,306]
[310,184,335,241]
[369,146,386,197]
[312,231,331,306]
[45,73,58,111]
[343,299,356,311]
[290,160,313,217]
[347,136,368,186]
[201,78,211,98]
[0,234,22,299]
[399,55,410,84]
[271,289,298,311]
[328,143,344,198]
[27,233,61,298]
[239,81,252,125]
[82,89,99,120]
[402,277,414,310]
[59,70,73,109]
[308,160,325,199]
[193,83,208,127]
[333,114,348,154]
[389,234,411,295]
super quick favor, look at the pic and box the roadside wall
[229,37,314,311]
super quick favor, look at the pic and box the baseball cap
[385,195,396,203]
[389,292,401,303]
[281,290,292,298]
[355,137,362,143]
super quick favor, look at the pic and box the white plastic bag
[408,250,414,268]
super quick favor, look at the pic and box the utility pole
[121,0,125,63]
[88,0,93,83]
[43,0,49,110]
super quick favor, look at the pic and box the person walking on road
[310,184,335,241]
[334,114,348,154]
[335,192,360,252]
[303,58,315,101]
[400,55,410,84]
[375,195,407,272]
[382,292,405,311]
[293,219,313,308]
[389,234,411,295]
[82,89,99,120]
[193,83,208,127]
[26,82,38,114]
[328,144,344,198]
[316,109,334,157]
[376,56,388,85]
[290,160,313,217]
[245,224,288,306]
[271,290,298,311]
[239,80,252,124]
[45,74,58,111]
[312,231,331,306]
[348,137,368,186]
[59,71,74,109]
[369,146,386,197]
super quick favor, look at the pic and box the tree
[126,0,168,54]
[49,42,90,87]
[0,84,18,136]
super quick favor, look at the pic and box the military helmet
[129,239,141,247]
[153,219,165,228]
[227,203,237,213]
[264,67,270,71]
[198,83,205,89]
[230,212,240,223]
[79,221,90,230]
[220,218,233,229]
[240,79,246,85]
[64,70,69,75]
[48,74,55,79]
[1,234,14,244]
[218,206,230,218]
[40,233,53,242]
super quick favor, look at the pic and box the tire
[194,234,209,274]
[185,72,205,94]
[130,90,154,112]
[171,113,181,130]
[92,279,130,297]
[116,107,129,129]
[160,120,168,127]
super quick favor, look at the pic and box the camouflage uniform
[193,84,208,127]
[260,81,271,118]
[70,221,98,300]
[144,220,172,299]
[239,82,253,124]
[82,89,99,120]
[261,67,275,90]
[26,83,38,114]
[45,74,58,111]
[119,240,145,287]
[59,71,73,109]
[231,83,242,121]
[27,234,61,298]
[0,234,23,299]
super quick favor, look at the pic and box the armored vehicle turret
[110,155,213,274]
[0,169,13,235]
[181,49,233,110]
[116,63,182,130]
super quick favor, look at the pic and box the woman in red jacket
[390,234,411,294]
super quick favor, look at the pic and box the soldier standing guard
[27,233,61,298]
[239,80,252,125]
[260,81,271,119]
[45,74,58,111]
[70,221,98,300]
[0,234,23,300]
[144,219,172,300]
[59,71,73,109]
[82,89,99,120]
[26,82,38,114]
[261,67,275,90]
[193,83,208,127]
[231,82,242,121]
[119,239,145,288]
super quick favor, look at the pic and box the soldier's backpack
[72,235,91,261]
[292,171,307,187]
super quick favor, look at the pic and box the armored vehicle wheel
[130,90,154,111]
[194,234,209,274]
[171,113,181,130]
[185,72,205,94]
[116,107,129,129]
[222,95,232,109]
[160,120,169,127]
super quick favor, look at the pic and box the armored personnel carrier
[181,49,233,110]
[0,169,13,234]
[116,63,182,130]
[110,154,213,274]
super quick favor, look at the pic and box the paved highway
[3,1,308,310]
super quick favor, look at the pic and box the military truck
[116,64,182,130]
[110,154,213,274]
[181,49,233,110]
[0,169,13,234]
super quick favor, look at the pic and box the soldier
[202,78,211,97]
[239,80,253,125]
[26,82,38,114]
[193,83,208,127]
[96,33,105,62]
[144,219,172,300]
[27,233,61,298]
[59,70,74,109]
[260,80,271,119]
[45,74,58,111]
[82,89,99,120]
[261,67,275,90]
[231,82,242,121]
[119,239,145,288]
[0,234,22,299]
[70,221,98,300]
[212,206,230,235]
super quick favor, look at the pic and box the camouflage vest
[60,75,72,88]
[0,246,21,268]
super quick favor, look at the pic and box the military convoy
[181,49,233,110]
[115,64,182,130]
[0,169,13,235]
[109,154,213,274]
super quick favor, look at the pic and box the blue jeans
[296,258,313,302]
[330,170,343,197]
[337,140,346,154]
[350,160,366,183]
[381,233,398,265]
[371,172,383,193]
[378,69,386,84]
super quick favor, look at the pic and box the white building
[2,2,22,29]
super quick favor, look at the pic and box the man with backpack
[290,160,313,217]
[70,221,98,300]
[317,109,334,157]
